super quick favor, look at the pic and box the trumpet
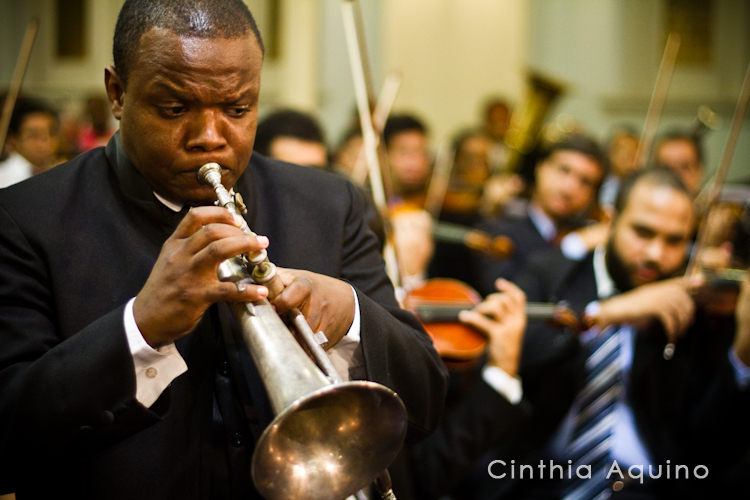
[197,163,407,500]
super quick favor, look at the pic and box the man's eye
[634,227,654,239]
[226,106,250,118]
[160,106,187,117]
[555,163,571,175]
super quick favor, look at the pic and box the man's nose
[557,171,578,196]
[186,110,226,151]
[644,238,665,262]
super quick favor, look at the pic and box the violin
[389,201,514,263]
[403,278,579,369]
[432,219,514,261]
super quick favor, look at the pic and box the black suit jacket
[0,136,448,499]
[473,212,555,296]
[462,250,749,499]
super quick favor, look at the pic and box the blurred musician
[599,124,640,211]
[383,113,432,208]
[253,108,329,169]
[654,129,704,196]
[456,167,749,499]
[473,133,608,295]
[481,97,514,174]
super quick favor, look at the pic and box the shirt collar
[527,202,557,242]
[153,191,184,212]
[593,244,616,299]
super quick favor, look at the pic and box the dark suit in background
[473,211,555,296]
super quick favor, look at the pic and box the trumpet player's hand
[596,275,703,343]
[133,206,270,348]
[458,278,526,377]
[272,268,355,349]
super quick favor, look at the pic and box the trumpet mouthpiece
[197,163,222,186]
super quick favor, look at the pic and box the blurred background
[1,0,748,183]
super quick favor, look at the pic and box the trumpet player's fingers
[173,206,240,237]
[173,207,268,257]
[271,268,315,316]
[272,268,355,347]
[189,225,268,264]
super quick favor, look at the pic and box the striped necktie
[562,325,625,500]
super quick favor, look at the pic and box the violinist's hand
[459,278,526,376]
[134,206,271,348]
[272,268,355,350]
[392,208,434,280]
[480,173,525,217]
[571,221,610,252]
[733,272,750,366]
[596,275,704,343]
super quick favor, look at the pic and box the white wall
[528,0,750,183]
[381,0,527,146]
[1,0,123,99]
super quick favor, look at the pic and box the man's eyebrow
[149,80,184,97]
[631,222,655,233]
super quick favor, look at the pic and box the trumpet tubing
[197,163,408,500]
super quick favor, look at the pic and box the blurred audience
[77,94,116,153]
[0,97,61,188]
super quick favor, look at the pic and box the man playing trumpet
[0,1,448,498]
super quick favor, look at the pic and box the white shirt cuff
[481,365,523,404]
[327,286,364,381]
[124,297,188,407]
[560,232,587,261]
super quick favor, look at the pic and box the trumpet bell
[252,381,407,500]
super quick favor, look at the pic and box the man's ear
[104,66,124,121]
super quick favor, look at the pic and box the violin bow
[350,71,402,187]
[685,62,750,279]
[663,62,750,360]
[341,0,403,290]
[0,18,39,154]
[634,32,681,169]
[423,141,456,219]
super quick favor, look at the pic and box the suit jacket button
[218,360,230,376]
[232,432,243,447]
